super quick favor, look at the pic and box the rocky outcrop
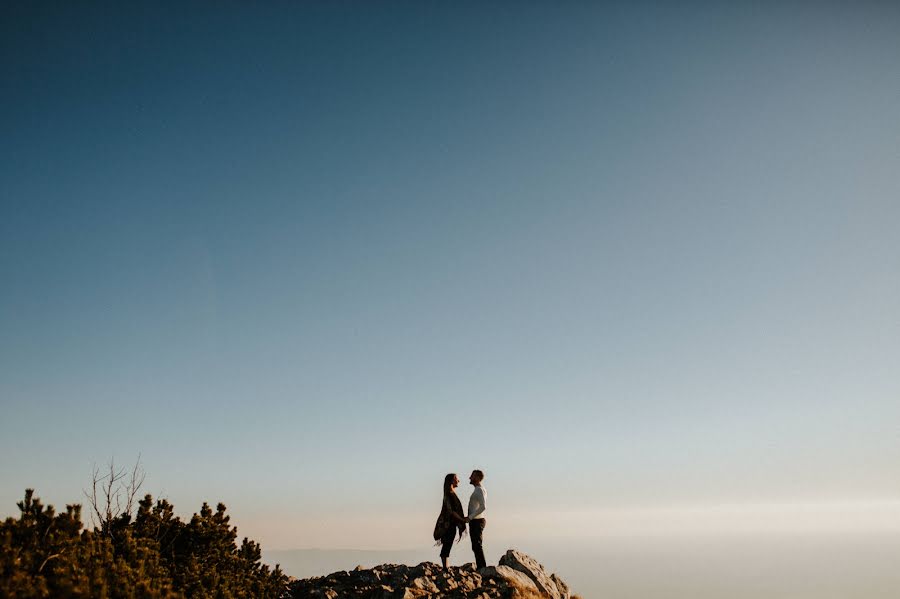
[499,549,569,599]
[289,550,571,598]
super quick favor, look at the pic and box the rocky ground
[289,549,572,599]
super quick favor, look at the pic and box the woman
[434,472,467,569]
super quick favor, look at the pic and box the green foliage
[1,489,288,599]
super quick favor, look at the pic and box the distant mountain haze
[266,534,900,599]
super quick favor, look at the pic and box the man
[465,469,487,569]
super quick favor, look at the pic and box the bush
[0,489,288,599]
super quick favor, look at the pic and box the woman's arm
[444,497,466,524]
[444,496,467,524]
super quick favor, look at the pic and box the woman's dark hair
[443,473,457,497]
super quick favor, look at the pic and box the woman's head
[443,473,459,496]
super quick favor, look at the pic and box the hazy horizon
[262,532,900,598]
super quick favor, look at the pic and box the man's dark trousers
[470,518,486,569]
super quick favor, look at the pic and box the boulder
[409,576,439,593]
[499,549,569,599]
[481,565,540,593]
[551,573,569,599]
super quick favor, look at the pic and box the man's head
[469,470,484,485]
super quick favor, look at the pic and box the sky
[2,2,899,554]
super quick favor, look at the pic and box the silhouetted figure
[433,473,466,569]
[466,469,487,569]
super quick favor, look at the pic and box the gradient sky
[2,2,899,550]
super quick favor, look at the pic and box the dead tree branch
[83,455,145,537]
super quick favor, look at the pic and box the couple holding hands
[433,470,487,570]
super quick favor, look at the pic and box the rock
[409,576,439,593]
[499,549,567,599]
[481,565,540,593]
[551,573,570,599]
[288,549,571,598]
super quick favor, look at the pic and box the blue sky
[2,2,899,550]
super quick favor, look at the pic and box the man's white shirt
[468,485,487,520]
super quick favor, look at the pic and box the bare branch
[124,454,146,515]
[83,463,102,530]
[82,456,146,537]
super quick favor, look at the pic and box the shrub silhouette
[0,489,288,599]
